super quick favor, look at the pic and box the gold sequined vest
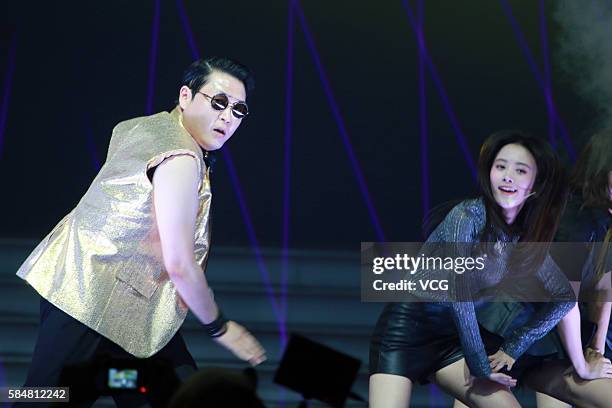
[16,107,211,358]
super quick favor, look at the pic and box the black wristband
[203,311,229,338]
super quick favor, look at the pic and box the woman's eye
[517,169,527,175]
[496,164,505,170]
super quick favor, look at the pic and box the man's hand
[488,349,516,372]
[575,347,612,380]
[214,321,266,366]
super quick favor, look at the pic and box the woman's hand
[487,372,517,388]
[488,349,516,372]
[575,347,612,380]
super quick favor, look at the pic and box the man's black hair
[180,56,254,99]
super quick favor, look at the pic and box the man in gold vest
[16,56,265,406]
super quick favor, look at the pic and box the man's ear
[178,86,193,110]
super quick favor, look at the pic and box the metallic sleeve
[501,254,575,359]
[451,301,492,378]
[439,200,492,377]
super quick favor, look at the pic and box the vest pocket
[115,259,160,299]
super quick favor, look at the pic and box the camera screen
[108,368,138,389]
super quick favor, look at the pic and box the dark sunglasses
[197,92,249,119]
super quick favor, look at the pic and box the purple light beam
[539,0,555,148]
[145,0,161,115]
[399,0,478,180]
[417,0,430,221]
[280,1,295,338]
[175,0,286,341]
[0,31,17,158]
[86,125,101,171]
[176,0,201,59]
[291,0,386,241]
[498,0,576,160]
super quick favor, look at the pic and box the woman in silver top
[369,130,575,407]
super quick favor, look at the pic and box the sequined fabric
[371,198,575,378]
[16,107,211,358]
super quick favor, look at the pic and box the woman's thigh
[524,360,612,408]
[535,392,571,408]
[430,358,521,408]
[369,373,413,408]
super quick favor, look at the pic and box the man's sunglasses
[197,92,249,119]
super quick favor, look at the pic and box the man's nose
[219,106,232,123]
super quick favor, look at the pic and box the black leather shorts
[369,302,464,383]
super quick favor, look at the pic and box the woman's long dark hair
[478,130,568,276]
[478,130,568,242]
[570,129,612,210]
[422,131,569,246]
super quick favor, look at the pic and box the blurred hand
[462,363,516,389]
[488,372,517,388]
[213,321,266,366]
[488,349,516,372]
[466,371,517,388]
[576,347,612,380]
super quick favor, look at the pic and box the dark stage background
[0,0,598,250]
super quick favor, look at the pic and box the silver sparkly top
[417,198,575,377]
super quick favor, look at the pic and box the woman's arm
[500,255,575,359]
[442,201,496,378]
[586,272,612,352]
[588,302,612,352]
[451,301,492,378]
[424,201,493,378]
[557,303,589,378]
[557,302,612,379]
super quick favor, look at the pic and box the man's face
[178,70,247,151]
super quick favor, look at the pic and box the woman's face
[489,143,538,224]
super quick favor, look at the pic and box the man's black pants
[17,297,197,407]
